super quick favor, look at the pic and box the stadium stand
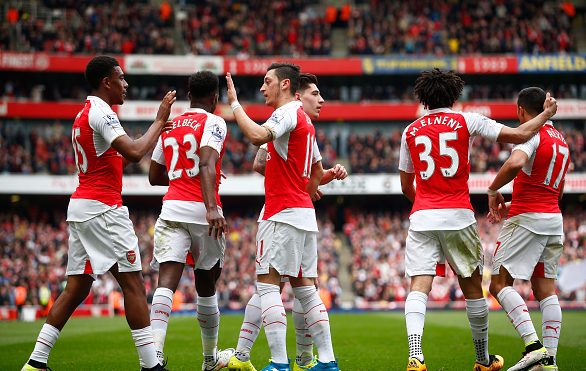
[0,209,341,310]
[345,208,586,305]
[3,1,577,56]
[3,120,585,175]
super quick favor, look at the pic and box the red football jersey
[70,96,126,207]
[508,122,570,218]
[156,108,226,207]
[263,102,316,221]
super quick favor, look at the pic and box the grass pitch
[1,310,585,370]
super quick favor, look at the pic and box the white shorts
[405,224,483,278]
[491,221,563,280]
[67,206,141,279]
[256,220,318,278]
[152,218,226,271]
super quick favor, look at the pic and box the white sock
[405,291,427,362]
[150,287,174,352]
[235,293,262,362]
[466,298,490,365]
[29,323,60,365]
[257,282,288,364]
[131,326,159,369]
[293,297,313,364]
[540,295,561,358]
[292,285,335,363]
[198,294,220,364]
[497,286,538,344]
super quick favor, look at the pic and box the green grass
[1,310,585,370]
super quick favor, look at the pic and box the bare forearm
[320,169,335,185]
[253,149,267,176]
[307,166,324,199]
[489,163,520,191]
[200,164,218,211]
[233,108,272,146]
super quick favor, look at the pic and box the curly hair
[189,70,219,99]
[413,68,464,110]
[267,62,301,94]
[85,55,120,90]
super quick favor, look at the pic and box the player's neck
[274,95,295,109]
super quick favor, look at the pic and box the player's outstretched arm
[148,160,169,186]
[320,164,348,185]
[400,170,416,203]
[112,90,176,162]
[226,73,273,146]
[253,147,267,176]
[200,146,227,240]
[497,92,557,144]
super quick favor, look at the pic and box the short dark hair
[413,68,464,110]
[189,70,219,99]
[267,62,300,94]
[85,56,120,90]
[297,73,318,94]
[517,87,546,116]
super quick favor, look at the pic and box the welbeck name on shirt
[171,118,201,131]
[409,116,464,136]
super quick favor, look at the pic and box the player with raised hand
[148,70,234,371]
[228,73,347,371]
[487,87,568,371]
[227,64,339,371]
[21,55,176,371]
[398,68,557,371]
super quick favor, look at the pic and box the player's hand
[330,164,348,180]
[156,90,177,125]
[488,191,507,223]
[543,92,557,118]
[207,209,227,240]
[160,120,173,134]
[226,73,238,105]
[219,170,227,185]
[312,188,323,201]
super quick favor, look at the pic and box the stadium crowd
[346,0,575,55]
[3,1,575,56]
[2,204,585,315]
[345,208,586,304]
[0,209,342,311]
[3,119,586,175]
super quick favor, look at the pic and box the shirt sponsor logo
[127,250,136,264]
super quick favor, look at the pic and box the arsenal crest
[127,250,136,263]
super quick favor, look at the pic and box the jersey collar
[427,107,452,114]
[184,108,208,114]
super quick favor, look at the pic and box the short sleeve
[200,115,227,154]
[512,132,539,158]
[152,137,165,165]
[463,112,504,141]
[91,111,127,144]
[312,139,322,164]
[398,127,414,173]
[262,109,296,140]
